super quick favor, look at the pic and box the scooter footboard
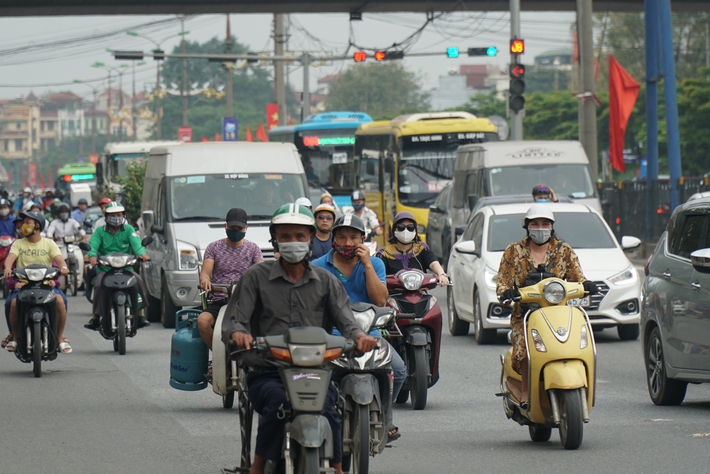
[290,414,334,458]
[543,360,587,391]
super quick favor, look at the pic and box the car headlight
[177,240,199,270]
[484,266,498,289]
[353,309,376,333]
[399,270,424,291]
[609,265,637,286]
[543,281,565,304]
[25,268,48,282]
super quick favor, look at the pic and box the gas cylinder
[170,309,208,391]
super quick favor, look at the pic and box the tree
[323,62,430,118]
[115,160,146,225]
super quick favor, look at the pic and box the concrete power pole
[509,0,523,140]
[181,16,188,127]
[576,0,598,181]
[132,61,137,141]
[302,52,310,120]
[274,14,287,126]
[225,14,234,118]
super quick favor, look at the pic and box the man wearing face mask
[531,184,558,203]
[0,199,14,237]
[223,203,377,474]
[84,202,151,331]
[13,187,38,213]
[346,190,382,236]
[46,203,86,243]
[496,204,594,405]
[197,208,263,350]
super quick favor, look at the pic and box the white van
[451,140,601,232]
[141,142,308,328]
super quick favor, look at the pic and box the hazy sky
[0,12,576,101]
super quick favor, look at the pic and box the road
[2,286,709,474]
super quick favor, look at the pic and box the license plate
[567,297,590,307]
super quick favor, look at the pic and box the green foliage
[524,66,571,93]
[452,91,507,117]
[524,90,580,140]
[115,160,146,225]
[324,62,430,118]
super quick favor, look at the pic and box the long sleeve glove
[583,281,598,295]
[500,288,521,303]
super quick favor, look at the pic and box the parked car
[447,202,642,344]
[641,196,710,405]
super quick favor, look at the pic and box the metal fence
[598,177,710,243]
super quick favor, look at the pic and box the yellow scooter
[498,277,596,450]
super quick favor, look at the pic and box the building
[429,64,508,111]
[0,98,41,160]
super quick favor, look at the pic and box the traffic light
[510,39,525,55]
[467,47,498,57]
[446,47,460,58]
[153,49,165,61]
[374,50,405,61]
[374,50,386,61]
[246,52,259,64]
[509,63,526,113]
[353,51,367,62]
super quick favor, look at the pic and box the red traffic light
[510,39,525,55]
[353,51,367,62]
[374,51,386,61]
[510,64,525,78]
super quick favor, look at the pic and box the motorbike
[12,264,60,377]
[227,327,354,474]
[58,235,84,296]
[497,277,596,450]
[0,234,15,298]
[385,268,442,410]
[330,303,395,474]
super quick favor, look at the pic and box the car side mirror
[621,236,641,250]
[455,225,466,238]
[141,236,154,247]
[691,248,710,272]
[429,204,443,213]
[453,240,477,254]
[467,194,479,211]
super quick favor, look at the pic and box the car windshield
[487,212,617,252]
[168,173,306,221]
[487,164,595,199]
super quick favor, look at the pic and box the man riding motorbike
[84,202,151,331]
[345,190,382,237]
[496,203,596,405]
[46,203,85,242]
[223,203,377,474]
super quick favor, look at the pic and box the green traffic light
[446,47,460,58]
[486,47,498,57]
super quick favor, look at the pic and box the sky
[0,11,577,101]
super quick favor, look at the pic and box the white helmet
[295,197,312,208]
[524,203,555,223]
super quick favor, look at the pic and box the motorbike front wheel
[529,424,552,442]
[69,272,78,297]
[298,446,320,474]
[116,304,127,355]
[558,389,583,449]
[351,404,370,474]
[32,321,42,378]
[409,346,429,410]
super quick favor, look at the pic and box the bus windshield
[487,164,595,199]
[110,153,147,179]
[168,173,306,222]
[295,128,358,192]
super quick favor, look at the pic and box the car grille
[587,281,610,310]
[393,295,430,319]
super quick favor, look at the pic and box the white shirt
[345,206,380,233]
[46,218,85,243]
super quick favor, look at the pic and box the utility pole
[645,0,660,240]
[576,0,598,181]
[181,16,188,127]
[132,61,137,140]
[92,88,97,153]
[509,0,523,140]
[225,14,234,118]
[118,71,124,141]
[302,52,310,120]
[274,14,287,126]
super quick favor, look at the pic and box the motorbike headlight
[0,237,13,246]
[25,268,47,282]
[63,235,75,243]
[580,324,588,349]
[543,281,565,304]
[288,344,327,366]
[374,311,395,328]
[353,309,376,333]
[104,255,135,268]
[609,265,637,286]
[484,266,498,289]
[177,240,199,271]
[399,270,424,291]
[531,329,547,352]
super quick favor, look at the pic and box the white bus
[98,141,181,194]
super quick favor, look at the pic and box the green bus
[55,162,96,197]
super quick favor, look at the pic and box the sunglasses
[395,223,416,232]
[316,215,334,221]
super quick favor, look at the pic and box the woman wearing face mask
[376,212,449,286]
[496,204,594,403]
[0,199,14,237]
[197,208,263,350]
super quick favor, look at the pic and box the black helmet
[332,214,366,235]
[19,211,46,232]
[78,198,88,205]
[351,190,365,202]
[57,203,71,213]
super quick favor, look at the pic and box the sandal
[1,333,12,349]
[5,341,17,352]
[59,338,73,354]
[387,426,401,442]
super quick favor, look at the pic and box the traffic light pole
[510,0,523,140]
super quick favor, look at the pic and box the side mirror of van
[141,236,154,247]
[366,161,376,175]
[96,162,104,186]
[692,249,710,273]
[467,194,479,211]
[151,224,164,235]
[384,155,394,174]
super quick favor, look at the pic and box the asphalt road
[2,286,709,474]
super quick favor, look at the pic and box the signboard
[401,132,492,156]
[223,118,238,141]
[178,126,193,143]
[266,103,278,130]
[89,153,99,165]
[28,162,37,187]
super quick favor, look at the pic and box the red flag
[39,173,45,189]
[266,103,278,130]
[608,55,639,173]
[245,126,254,142]
[288,117,293,125]
[256,122,268,142]
[215,133,222,141]
[201,136,210,142]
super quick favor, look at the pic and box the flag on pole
[256,122,268,142]
[608,55,640,173]
[245,127,254,142]
[39,173,45,189]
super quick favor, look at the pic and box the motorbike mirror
[78,242,91,252]
[141,235,154,247]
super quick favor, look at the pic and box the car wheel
[447,286,469,336]
[617,323,640,341]
[473,290,495,345]
[646,327,687,405]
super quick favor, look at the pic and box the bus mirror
[366,161,375,175]
[142,210,154,234]
[384,156,394,173]
[467,194,479,211]
[96,162,104,186]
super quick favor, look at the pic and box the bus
[55,162,97,196]
[269,111,372,208]
[97,141,181,195]
[353,112,499,243]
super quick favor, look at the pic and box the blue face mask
[535,198,550,203]
[352,203,364,211]
[226,229,246,243]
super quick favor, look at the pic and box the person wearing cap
[84,202,151,331]
[294,196,312,211]
[71,198,89,225]
[223,203,377,474]
[496,203,595,405]
[197,208,263,350]
[3,211,71,353]
[310,203,336,261]
[376,212,449,286]
[13,187,38,213]
[0,198,14,237]
[320,192,335,206]
[92,197,113,230]
[346,190,382,236]
[532,184,558,203]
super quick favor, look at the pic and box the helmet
[78,198,88,205]
[532,184,551,196]
[295,197,312,208]
[98,197,112,206]
[332,214,366,235]
[105,201,125,214]
[313,203,336,218]
[320,192,333,203]
[0,199,9,207]
[351,190,365,202]
[19,211,46,232]
[57,203,71,213]
[23,187,32,194]
[524,204,555,225]
[269,203,316,235]
[393,211,417,227]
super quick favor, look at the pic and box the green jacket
[88,224,146,273]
